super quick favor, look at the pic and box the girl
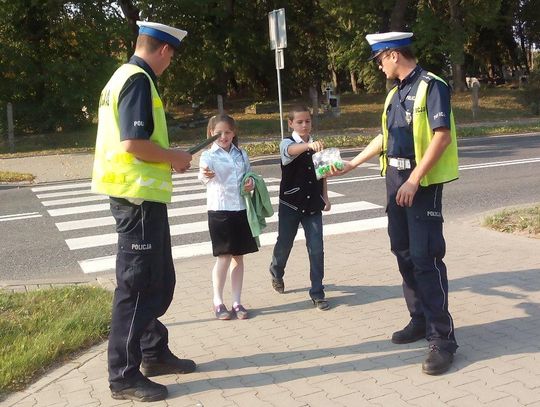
[199,114,257,320]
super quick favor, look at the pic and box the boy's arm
[287,140,324,156]
[322,178,331,211]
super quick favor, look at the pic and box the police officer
[333,32,459,375]
[91,21,195,402]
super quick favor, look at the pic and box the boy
[269,105,331,310]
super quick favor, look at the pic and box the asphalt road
[1,133,539,281]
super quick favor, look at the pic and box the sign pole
[275,50,284,139]
[268,9,287,139]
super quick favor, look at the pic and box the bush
[523,71,540,115]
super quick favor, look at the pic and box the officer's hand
[172,150,192,173]
[201,166,215,179]
[308,140,324,152]
[327,161,353,177]
[243,177,254,192]
[396,180,418,207]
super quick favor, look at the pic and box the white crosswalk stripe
[32,170,387,274]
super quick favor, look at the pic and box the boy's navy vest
[279,136,325,213]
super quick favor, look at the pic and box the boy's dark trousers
[269,203,325,300]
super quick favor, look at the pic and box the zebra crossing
[31,169,387,274]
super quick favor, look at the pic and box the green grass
[0,171,35,183]
[483,205,540,237]
[0,286,112,397]
[0,87,538,157]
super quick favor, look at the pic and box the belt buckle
[397,158,407,170]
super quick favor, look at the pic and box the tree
[0,0,127,132]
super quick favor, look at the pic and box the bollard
[217,95,224,114]
[7,102,14,152]
[309,85,318,132]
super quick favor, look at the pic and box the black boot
[422,344,453,375]
[141,350,196,377]
[391,320,426,344]
[111,376,168,402]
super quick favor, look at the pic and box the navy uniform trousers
[108,197,176,390]
[386,166,458,354]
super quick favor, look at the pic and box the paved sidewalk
[2,215,540,406]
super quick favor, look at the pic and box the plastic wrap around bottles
[312,148,344,180]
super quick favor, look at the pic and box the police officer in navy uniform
[332,32,459,375]
[92,21,195,402]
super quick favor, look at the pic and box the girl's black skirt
[208,210,258,256]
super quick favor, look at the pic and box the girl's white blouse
[198,142,251,211]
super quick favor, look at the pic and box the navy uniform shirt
[118,55,158,141]
[386,65,452,158]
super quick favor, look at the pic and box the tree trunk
[390,0,410,30]
[350,70,358,94]
[448,0,466,92]
[117,0,140,54]
[331,68,338,93]
[388,0,410,89]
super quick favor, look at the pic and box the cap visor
[367,50,384,62]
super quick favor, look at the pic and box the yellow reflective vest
[91,64,173,203]
[380,72,459,186]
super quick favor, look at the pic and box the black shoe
[422,344,453,375]
[391,320,426,344]
[141,351,196,377]
[111,376,168,402]
[272,278,285,294]
[312,298,330,311]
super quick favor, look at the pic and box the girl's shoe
[312,298,330,311]
[215,304,231,320]
[232,304,249,320]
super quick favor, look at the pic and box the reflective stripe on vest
[381,72,459,186]
[91,64,173,203]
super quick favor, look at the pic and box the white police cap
[136,21,187,49]
[365,32,413,60]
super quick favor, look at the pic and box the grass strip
[0,286,112,396]
[483,204,540,237]
[0,171,35,183]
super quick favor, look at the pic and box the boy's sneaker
[311,298,330,311]
[111,376,167,402]
[272,278,285,293]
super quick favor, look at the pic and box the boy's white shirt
[280,131,314,166]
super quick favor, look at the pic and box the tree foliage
[0,0,538,134]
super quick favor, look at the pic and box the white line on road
[0,212,42,222]
[79,216,388,273]
[49,191,342,218]
[65,201,382,249]
[36,178,281,199]
[459,157,540,170]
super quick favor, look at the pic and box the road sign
[268,8,287,138]
[268,8,287,50]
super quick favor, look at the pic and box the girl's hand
[244,177,254,192]
[201,166,215,179]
